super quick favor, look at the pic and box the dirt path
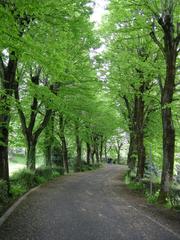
[0,165,179,240]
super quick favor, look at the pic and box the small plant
[145,190,159,204]
[128,181,144,191]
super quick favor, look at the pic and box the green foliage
[145,190,159,204]
[10,167,64,198]
[128,182,144,191]
[0,180,8,203]
[11,169,36,191]
[10,184,27,198]
[35,167,53,180]
[169,185,180,209]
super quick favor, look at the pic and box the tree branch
[150,31,165,57]
[14,80,27,136]
[34,109,52,141]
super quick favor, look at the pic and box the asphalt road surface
[0,165,179,240]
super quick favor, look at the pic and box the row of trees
[0,1,120,192]
[101,0,179,202]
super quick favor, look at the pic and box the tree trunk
[95,145,99,164]
[27,141,36,170]
[91,145,95,165]
[44,114,55,167]
[127,132,137,170]
[136,94,146,180]
[59,115,69,173]
[104,142,107,162]
[86,142,91,165]
[127,96,138,171]
[0,53,17,192]
[0,115,10,186]
[158,53,176,202]
[75,125,82,172]
[99,136,103,162]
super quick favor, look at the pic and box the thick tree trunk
[44,115,54,167]
[0,115,10,184]
[27,141,36,170]
[75,125,82,172]
[99,136,103,162]
[91,145,95,165]
[136,94,146,180]
[86,142,91,165]
[61,136,69,173]
[59,115,69,173]
[127,96,138,171]
[127,132,137,170]
[0,53,17,192]
[104,143,107,162]
[159,53,176,202]
[95,145,99,164]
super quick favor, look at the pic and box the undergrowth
[124,171,180,209]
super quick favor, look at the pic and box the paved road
[0,165,179,240]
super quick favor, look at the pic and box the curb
[0,185,41,227]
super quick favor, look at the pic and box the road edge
[0,185,40,227]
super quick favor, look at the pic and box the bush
[145,190,159,204]
[52,167,64,175]
[128,181,144,191]
[0,180,8,203]
[11,169,36,190]
[169,185,180,209]
[10,184,26,198]
[35,167,53,180]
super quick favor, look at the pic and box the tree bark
[99,136,104,162]
[158,51,176,202]
[0,53,17,191]
[136,92,146,180]
[86,142,91,165]
[75,124,82,172]
[116,142,123,164]
[127,132,137,170]
[44,114,55,167]
[126,96,138,171]
[59,115,69,173]
[27,141,36,170]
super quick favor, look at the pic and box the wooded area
[0,0,179,207]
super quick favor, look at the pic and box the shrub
[52,167,64,175]
[169,185,180,209]
[10,184,26,198]
[35,167,53,180]
[128,182,144,191]
[145,190,159,204]
[11,169,36,190]
[0,180,8,203]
